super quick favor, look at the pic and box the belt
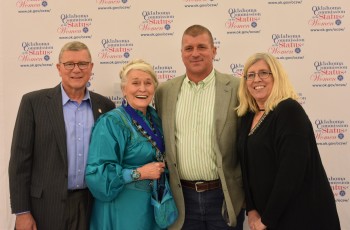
[180,179,221,192]
[68,188,88,192]
[67,188,89,197]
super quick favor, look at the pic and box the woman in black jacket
[236,52,340,230]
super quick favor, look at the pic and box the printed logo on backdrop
[309,5,346,32]
[107,96,123,106]
[310,61,347,88]
[225,8,261,35]
[314,119,348,147]
[57,14,93,40]
[268,33,305,60]
[154,65,177,82]
[297,92,306,105]
[96,0,131,10]
[183,0,218,8]
[98,39,133,65]
[229,63,244,78]
[87,74,121,106]
[213,37,221,62]
[139,10,175,37]
[86,73,123,106]
[267,0,302,5]
[16,0,51,13]
[86,73,94,90]
[328,176,349,203]
[18,42,54,68]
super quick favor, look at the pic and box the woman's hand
[137,162,165,180]
[248,210,260,229]
[253,218,267,230]
[247,210,266,230]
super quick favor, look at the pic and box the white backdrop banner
[1,1,348,229]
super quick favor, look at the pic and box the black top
[238,98,340,230]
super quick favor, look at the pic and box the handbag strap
[123,103,165,162]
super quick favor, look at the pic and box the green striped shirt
[175,70,218,180]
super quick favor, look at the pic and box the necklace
[248,112,267,136]
[131,116,165,162]
[122,103,165,162]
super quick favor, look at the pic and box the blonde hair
[236,52,298,116]
[119,59,158,90]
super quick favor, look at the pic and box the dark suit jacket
[154,70,245,229]
[8,84,115,230]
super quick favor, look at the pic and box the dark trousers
[182,186,245,230]
[65,189,92,230]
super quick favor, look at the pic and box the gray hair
[58,41,91,62]
[119,59,159,90]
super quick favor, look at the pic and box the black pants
[65,189,92,230]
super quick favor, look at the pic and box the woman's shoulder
[101,106,124,117]
[147,106,161,122]
[275,98,304,114]
[147,105,157,115]
[273,98,309,124]
[96,107,131,126]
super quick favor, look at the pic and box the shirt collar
[61,83,92,107]
[185,68,215,87]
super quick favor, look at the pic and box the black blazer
[238,99,340,230]
[8,84,115,230]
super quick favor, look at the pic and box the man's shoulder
[23,86,58,99]
[158,75,185,89]
[215,70,240,84]
[89,90,107,99]
[89,91,115,107]
[164,75,185,84]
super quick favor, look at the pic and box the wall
[1,1,349,229]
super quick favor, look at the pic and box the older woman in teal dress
[85,59,166,230]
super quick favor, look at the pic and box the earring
[151,97,155,108]
[122,97,128,106]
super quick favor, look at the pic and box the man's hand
[15,213,37,230]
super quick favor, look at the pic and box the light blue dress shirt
[61,84,93,190]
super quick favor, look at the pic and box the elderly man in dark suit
[155,25,245,230]
[8,41,115,230]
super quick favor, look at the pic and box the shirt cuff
[16,211,30,215]
[122,169,133,183]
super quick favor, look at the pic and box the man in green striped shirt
[155,24,245,230]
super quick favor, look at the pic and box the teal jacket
[86,106,164,230]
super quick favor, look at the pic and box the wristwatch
[131,169,141,181]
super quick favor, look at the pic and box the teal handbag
[151,173,178,228]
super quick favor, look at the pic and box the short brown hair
[182,24,214,46]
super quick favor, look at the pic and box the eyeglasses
[61,62,90,70]
[244,71,272,81]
